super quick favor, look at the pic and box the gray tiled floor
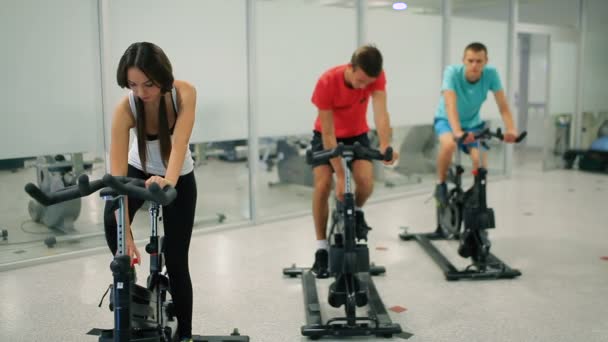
[1,164,607,341]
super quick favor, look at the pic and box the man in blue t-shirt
[434,42,518,206]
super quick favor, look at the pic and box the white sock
[317,239,329,250]
[355,206,363,212]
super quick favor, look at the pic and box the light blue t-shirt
[435,64,503,129]
[590,136,608,152]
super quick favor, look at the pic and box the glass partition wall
[1,0,588,269]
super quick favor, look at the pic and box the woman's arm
[109,96,135,177]
[163,80,197,186]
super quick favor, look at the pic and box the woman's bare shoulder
[174,80,196,95]
[114,95,135,128]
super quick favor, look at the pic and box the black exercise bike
[26,174,248,342]
[284,142,409,340]
[401,127,527,280]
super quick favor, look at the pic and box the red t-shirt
[312,64,386,138]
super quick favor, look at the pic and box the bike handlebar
[458,128,528,144]
[306,142,393,165]
[101,174,177,206]
[24,174,100,206]
[25,174,177,207]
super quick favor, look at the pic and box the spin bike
[284,142,407,340]
[25,174,249,342]
[400,128,527,281]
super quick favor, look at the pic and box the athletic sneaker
[311,248,329,279]
[434,182,449,207]
[355,210,372,241]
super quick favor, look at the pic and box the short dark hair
[116,42,174,93]
[350,44,383,78]
[464,42,488,56]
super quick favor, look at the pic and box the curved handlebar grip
[457,132,471,144]
[306,142,391,164]
[473,128,492,140]
[77,173,90,194]
[101,174,177,205]
[495,127,504,140]
[358,143,393,161]
[147,182,178,205]
[456,127,527,144]
[24,183,52,206]
[25,180,87,206]
[307,143,344,165]
[77,174,106,196]
[383,146,393,162]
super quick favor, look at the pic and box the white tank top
[127,88,194,176]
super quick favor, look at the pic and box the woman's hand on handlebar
[503,129,518,143]
[145,175,174,189]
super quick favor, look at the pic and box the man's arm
[493,90,517,142]
[444,90,464,137]
[318,109,345,178]
[371,90,397,164]
[371,90,391,149]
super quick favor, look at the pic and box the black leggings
[103,165,197,338]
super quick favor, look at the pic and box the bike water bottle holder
[329,246,370,274]
[463,207,495,230]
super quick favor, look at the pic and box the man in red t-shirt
[309,45,398,278]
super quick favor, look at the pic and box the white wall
[452,1,508,21]
[582,0,608,112]
[367,12,442,127]
[518,0,580,28]
[528,34,549,104]
[102,0,248,144]
[368,11,510,128]
[453,0,579,28]
[3,0,601,158]
[451,17,509,121]
[525,34,549,148]
[516,31,578,149]
[0,0,102,159]
[549,36,577,114]
[255,1,356,137]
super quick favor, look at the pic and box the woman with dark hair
[105,41,197,342]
